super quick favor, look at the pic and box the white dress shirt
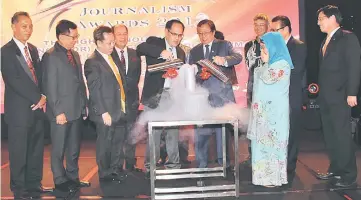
[328,27,341,39]
[13,37,32,61]
[115,46,128,74]
[285,35,292,44]
[163,40,178,88]
[203,40,213,58]
[97,49,120,74]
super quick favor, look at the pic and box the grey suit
[42,42,87,185]
[189,39,242,167]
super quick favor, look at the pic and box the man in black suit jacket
[85,26,127,182]
[271,15,307,185]
[1,12,50,199]
[111,24,142,172]
[136,19,186,177]
[315,5,361,187]
[189,19,242,168]
[42,20,89,192]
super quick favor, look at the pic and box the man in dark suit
[315,5,361,187]
[1,11,52,199]
[42,20,90,192]
[85,25,127,182]
[189,19,242,168]
[111,24,142,172]
[271,15,307,185]
[136,19,186,178]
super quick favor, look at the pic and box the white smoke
[130,64,249,144]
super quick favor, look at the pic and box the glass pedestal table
[147,119,239,200]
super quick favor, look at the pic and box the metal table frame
[148,119,239,200]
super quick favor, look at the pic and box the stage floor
[2,129,361,200]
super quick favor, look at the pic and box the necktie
[205,44,210,59]
[108,55,126,113]
[169,47,175,59]
[322,37,331,56]
[67,50,76,67]
[120,50,126,74]
[120,50,126,66]
[24,46,38,85]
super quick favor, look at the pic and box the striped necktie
[24,46,38,85]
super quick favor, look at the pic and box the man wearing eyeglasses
[42,20,90,193]
[271,15,307,186]
[137,19,186,179]
[189,19,242,169]
[314,5,360,188]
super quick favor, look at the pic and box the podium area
[2,125,361,200]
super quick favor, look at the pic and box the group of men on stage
[1,4,360,199]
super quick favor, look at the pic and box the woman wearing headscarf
[247,32,293,187]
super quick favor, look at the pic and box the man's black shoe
[13,190,30,200]
[332,179,357,188]
[71,179,91,187]
[315,172,340,180]
[126,165,142,172]
[55,181,76,193]
[27,186,53,193]
[181,160,191,164]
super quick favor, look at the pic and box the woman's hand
[260,43,269,63]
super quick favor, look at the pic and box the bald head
[112,24,128,49]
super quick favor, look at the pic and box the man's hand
[102,112,112,126]
[347,96,358,107]
[56,113,67,125]
[160,50,173,61]
[212,56,226,66]
[31,95,46,111]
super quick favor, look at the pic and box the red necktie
[67,50,76,67]
[24,46,38,85]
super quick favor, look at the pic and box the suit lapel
[71,50,83,79]
[209,40,219,60]
[287,36,295,54]
[127,48,136,77]
[111,49,125,75]
[323,28,342,59]
[175,46,185,62]
[12,41,36,83]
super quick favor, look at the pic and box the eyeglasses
[197,31,213,37]
[317,15,328,22]
[61,34,80,40]
[270,26,286,32]
[167,29,183,38]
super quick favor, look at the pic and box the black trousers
[95,122,126,178]
[320,101,357,182]
[50,118,82,185]
[121,119,137,168]
[8,119,44,192]
[287,108,302,175]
